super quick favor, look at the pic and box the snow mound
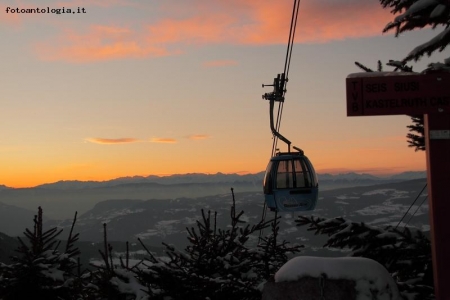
[275,256,401,300]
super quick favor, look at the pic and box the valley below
[0,172,429,265]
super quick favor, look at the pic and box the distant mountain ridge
[0,185,13,190]
[7,170,426,190]
[35,172,266,190]
[0,202,40,237]
[0,171,427,221]
[45,178,429,256]
[0,178,430,266]
[1,178,429,257]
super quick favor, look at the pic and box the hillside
[44,178,429,257]
[0,171,426,220]
[0,178,429,267]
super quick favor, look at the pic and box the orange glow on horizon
[2,147,426,188]
[4,166,427,189]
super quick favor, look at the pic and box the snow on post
[274,256,401,300]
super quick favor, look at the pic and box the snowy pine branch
[380,0,450,63]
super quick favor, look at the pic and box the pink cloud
[2,0,136,26]
[295,1,393,43]
[86,137,139,144]
[150,138,177,144]
[33,0,395,62]
[35,25,174,62]
[188,134,211,140]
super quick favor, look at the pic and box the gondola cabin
[263,152,318,212]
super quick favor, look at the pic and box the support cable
[395,183,427,229]
[261,0,301,241]
[403,195,428,229]
[272,0,300,157]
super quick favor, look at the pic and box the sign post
[424,113,450,300]
[346,72,450,300]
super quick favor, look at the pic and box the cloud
[86,137,139,144]
[2,0,135,26]
[36,25,175,62]
[202,60,238,67]
[33,0,394,62]
[296,1,393,44]
[150,138,177,144]
[187,134,211,140]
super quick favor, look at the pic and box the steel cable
[395,183,427,229]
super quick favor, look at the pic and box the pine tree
[0,207,83,300]
[87,223,148,300]
[376,0,450,153]
[380,0,450,64]
[133,188,302,300]
[407,115,425,151]
[353,1,450,152]
[255,210,303,280]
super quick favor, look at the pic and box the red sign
[345,71,450,300]
[346,72,450,116]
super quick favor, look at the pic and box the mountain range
[50,178,429,258]
[0,174,429,265]
[0,171,426,219]
[1,171,426,190]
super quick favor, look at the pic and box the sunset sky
[1,0,446,188]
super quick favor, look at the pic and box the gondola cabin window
[275,158,312,189]
[276,160,293,189]
[295,159,311,188]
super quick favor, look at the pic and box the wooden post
[424,113,450,300]
[346,72,450,299]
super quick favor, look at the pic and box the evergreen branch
[137,237,158,263]
[355,61,373,72]
[65,211,78,254]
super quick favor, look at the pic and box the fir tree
[376,1,450,152]
[353,0,450,152]
[0,207,83,300]
[380,0,450,63]
[87,223,147,300]
[133,188,302,300]
[255,210,303,280]
[407,115,425,151]
[0,192,302,300]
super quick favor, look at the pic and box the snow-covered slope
[44,179,428,257]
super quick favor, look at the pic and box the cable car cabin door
[264,156,318,212]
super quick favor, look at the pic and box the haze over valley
[0,171,426,220]
[0,171,429,259]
